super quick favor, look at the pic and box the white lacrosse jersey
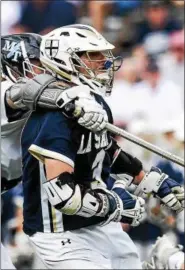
[1,79,27,181]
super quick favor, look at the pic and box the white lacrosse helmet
[40,24,122,95]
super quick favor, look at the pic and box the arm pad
[43,172,82,215]
[43,172,109,218]
[6,74,60,111]
[107,139,143,177]
[6,74,75,112]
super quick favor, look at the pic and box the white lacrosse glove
[93,180,145,227]
[55,85,108,133]
[75,92,108,133]
[135,167,184,213]
[142,235,184,269]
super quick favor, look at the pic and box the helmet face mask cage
[22,59,45,79]
[1,54,23,83]
[70,50,123,95]
[21,35,45,79]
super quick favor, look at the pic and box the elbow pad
[107,139,143,177]
[43,172,82,215]
[43,172,108,218]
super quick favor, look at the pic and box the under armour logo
[61,239,71,246]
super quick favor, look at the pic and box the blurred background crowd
[1,0,184,268]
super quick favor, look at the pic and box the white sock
[168,251,185,269]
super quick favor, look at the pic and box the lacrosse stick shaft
[106,123,184,167]
[65,103,184,167]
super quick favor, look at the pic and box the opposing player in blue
[19,25,184,269]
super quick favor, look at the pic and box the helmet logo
[45,39,59,58]
[2,40,21,62]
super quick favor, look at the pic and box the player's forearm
[43,159,131,222]
[6,74,68,112]
[107,138,143,183]
[43,170,144,227]
[43,158,110,218]
[43,172,111,218]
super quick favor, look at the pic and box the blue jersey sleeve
[28,111,77,167]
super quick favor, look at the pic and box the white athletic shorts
[29,222,142,269]
[1,243,16,269]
